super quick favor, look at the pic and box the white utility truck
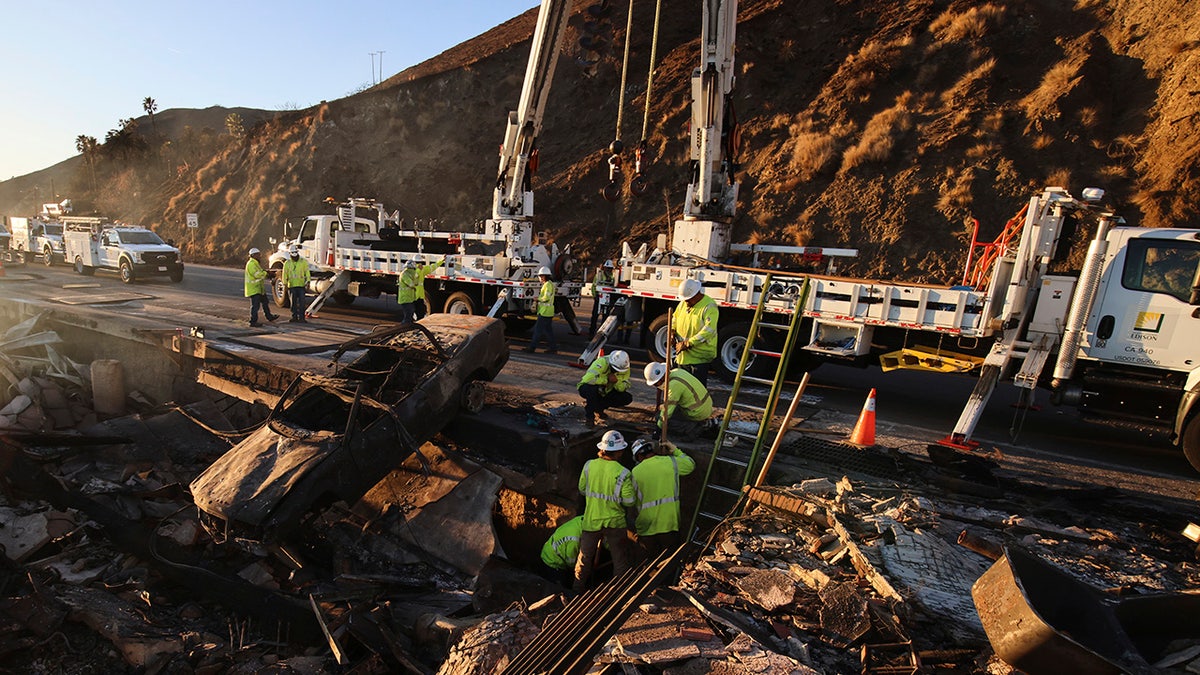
[591,0,1200,469]
[267,198,581,320]
[269,0,583,322]
[65,221,184,283]
[6,217,65,266]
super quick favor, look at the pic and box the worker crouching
[574,430,635,593]
[577,350,633,428]
[643,362,717,441]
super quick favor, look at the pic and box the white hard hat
[644,362,666,386]
[607,350,630,372]
[603,260,614,269]
[680,278,703,300]
[631,437,656,458]
[537,266,552,277]
[597,429,627,453]
[248,247,261,256]
[288,246,299,255]
[404,260,417,269]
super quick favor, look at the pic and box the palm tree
[225,112,245,139]
[142,97,158,137]
[76,134,98,190]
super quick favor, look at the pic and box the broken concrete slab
[0,508,51,562]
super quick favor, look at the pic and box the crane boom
[685,0,739,222]
[493,0,574,221]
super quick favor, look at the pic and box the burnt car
[190,314,508,540]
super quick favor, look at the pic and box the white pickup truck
[65,223,184,283]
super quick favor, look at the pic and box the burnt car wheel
[461,380,486,414]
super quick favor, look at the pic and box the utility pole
[378,50,386,84]
[369,52,379,84]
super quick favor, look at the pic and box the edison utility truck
[590,0,1200,468]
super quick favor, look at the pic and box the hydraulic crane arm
[494,0,574,221]
[685,0,739,221]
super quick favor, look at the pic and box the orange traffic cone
[848,388,876,447]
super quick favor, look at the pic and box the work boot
[596,411,608,421]
[249,321,261,327]
[266,314,278,323]
[288,317,298,323]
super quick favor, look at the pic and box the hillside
[1,0,1197,281]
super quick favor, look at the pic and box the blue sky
[0,0,537,180]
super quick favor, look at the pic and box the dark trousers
[249,294,275,323]
[578,384,633,417]
[398,301,416,324]
[529,315,557,351]
[638,531,681,561]
[679,362,710,388]
[289,286,306,320]
[414,297,427,319]
[574,527,632,593]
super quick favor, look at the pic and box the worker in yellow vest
[575,430,635,592]
[411,256,443,320]
[282,246,311,323]
[672,278,719,386]
[577,350,632,428]
[630,437,695,559]
[643,362,716,441]
[525,266,558,354]
[397,260,420,323]
[540,515,584,586]
[244,248,278,327]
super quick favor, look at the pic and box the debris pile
[0,314,94,431]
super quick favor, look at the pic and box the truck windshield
[1121,238,1200,303]
[43,224,63,236]
[118,230,166,245]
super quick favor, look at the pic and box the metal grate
[779,434,903,479]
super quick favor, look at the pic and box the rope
[640,0,664,140]
[614,0,636,141]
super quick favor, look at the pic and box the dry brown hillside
[2,0,1197,281]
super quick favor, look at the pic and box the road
[8,260,1200,502]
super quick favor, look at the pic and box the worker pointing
[411,255,444,320]
[575,430,635,592]
[577,350,632,428]
[397,260,421,323]
[672,278,719,386]
[630,437,695,560]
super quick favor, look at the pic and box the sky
[0,0,538,180]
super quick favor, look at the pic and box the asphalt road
[9,260,1200,502]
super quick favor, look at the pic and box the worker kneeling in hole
[643,362,718,442]
[577,350,632,428]
[539,515,602,588]
[575,430,635,593]
[630,437,695,561]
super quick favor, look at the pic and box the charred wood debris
[2,329,1200,672]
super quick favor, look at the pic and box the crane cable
[640,0,664,141]
[613,0,637,141]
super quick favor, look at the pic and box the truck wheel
[646,313,670,362]
[1183,414,1200,474]
[331,290,355,306]
[169,267,184,283]
[74,256,95,276]
[715,323,788,381]
[43,247,54,266]
[270,266,290,307]
[20,249,29,265]
[444,291,476,315]
[119,259,135,284]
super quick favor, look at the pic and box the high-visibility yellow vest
[659,367,712,425]
[244,258,267,297]
[672,294,719,365]
[537,280,556,317]
[632,446,695,536]
[540,516,584,570]
[578,356,630,395]
[282,257,310,288]
[578,456,634,530]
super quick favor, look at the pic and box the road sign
[186,213,199,229]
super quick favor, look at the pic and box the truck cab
[37,222,65,266]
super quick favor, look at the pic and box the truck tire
[1183,414,1200,474]
[119,259,135,284]
[74,256,95,276]
[19,248,29,265]
[646,313,670,362]
[43,246,54,266]
[716,322,778,381]
[270,266,289,307]
[444,291,476,315]
[331,290,356,306]
[169,267,184,283]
